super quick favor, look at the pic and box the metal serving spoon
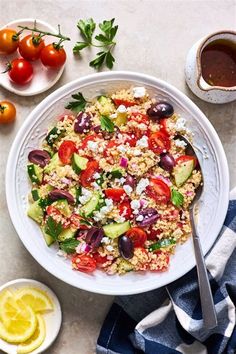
[176,135,218,329]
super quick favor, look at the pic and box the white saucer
[0,278,62,354]
[0,19,65,96]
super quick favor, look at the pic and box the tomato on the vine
[80,160,99,187]
[72,254,97,273]
[58,140,77,164]
[0,101,16,124]
[7,58,33,85]
[0,28,19,54]
[40,43,66,68]
[19,35,45,61]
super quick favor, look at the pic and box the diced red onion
[120,157,128,168]
[154,175,172,187]
[125,174,136,188]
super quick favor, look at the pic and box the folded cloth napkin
[97,188,236,354]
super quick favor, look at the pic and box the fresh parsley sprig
[100,115,114,132]
[65,92,88,112]
[73,18,118,70]
[60,238,80,254]
[171,188,184,207]
[45,216,63,240]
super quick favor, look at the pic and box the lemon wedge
[0,290,37,343]
[15,288,53,313]
[17,314,46,354]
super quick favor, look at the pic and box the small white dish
[0,278,62,354]
[0,19,65,96]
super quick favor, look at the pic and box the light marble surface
[0,1,235,353]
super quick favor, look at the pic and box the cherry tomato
[46,205,61,217]
[80,160,99,187]
[159,118,169,135]
[126,227,147,247]
[40,43,66,68]
[58,140,77,164]
[72,254,97,273]
[103,140,119,157]
[93,253,108,266]
[147,228,162,241]
[113,98,136,107]
[80,135,98,149]
[70,214,89,230]
[7,58,33,85]
[124,134,137,147]
[0,28,19,54]
[119,201,132,219]
[148,131,171,154]
[19,35,45,61]
[176,155,197,168]
[0,101,16,124]
[104,188,125,202]
[146,178,171,203]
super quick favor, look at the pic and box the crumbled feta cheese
[106,245,114,252]
[116,215,126,223]
[105,198,113,207]
[133,86,146,98]
[102,237,110,244]
[110,113,117,119]
[117,145,127,153]
[87,141,98,152]
[174,139,187,148]
[94,172,101,179]
[123,184,133,195]
[98,146,104,153]
[175,118,186,132]
[133,149,141,156]
[119,177,126,185]
[131,199,141,210]
[91,182,100,190]
[136,178,149,195]
[136,136,149,148]
[79,187,92,204]
[117,105,127,113]
[136,215,144,222]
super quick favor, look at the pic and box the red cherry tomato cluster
[0,26,67,86]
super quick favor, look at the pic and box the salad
[27,87,202,275]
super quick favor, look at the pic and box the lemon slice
[14,288,53,313]
[17,314,46,354]
[0,290,37,343]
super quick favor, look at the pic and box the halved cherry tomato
[40,43,66,68]
[46,205,61,217]
[80,160,99,187]
[124,134,137,147]
[72,254,97,273]
[119,201,132,219]
[113,98,136,107]
[7,58,33,85]
[70,214,89,230]
[159,118,169,135]
[93,253,108,266]
[104,188,125,202]
[146,178,171,203]
[0,28,19,54]
[19,35,45,61]
[147,228,162,241]
[58,140,77,164]
[46,205,68,228]
[126,227,147,247]
[80,135,98,149]
[103,140,119,157]
[148,131,171,154]
[176,155,197,168]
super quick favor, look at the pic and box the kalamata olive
[159,153,176,172]
[85,227,104,250]
[28,149,51,168]
[118,235,134,260]
[147,102,174,120]
[138,208,159,227]
[49,189,75,204]
[125,174,137,188]
[74,112,91,134]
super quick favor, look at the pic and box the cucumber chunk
[27,164,43,184]
[45,126,65,146]
[173,159,195,187]
[27,200,44,224]
[41,225,55,246]
[72,153,88,174]
[31,189,40,201]
[80,192,100,217]
[58,228,77,242]
[103,221,131,239]
[97,96,115,115]
[44,153,61,174]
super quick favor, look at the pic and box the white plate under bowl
[0,19,65,96]
[0,279,62,354]
[5,71,229,295]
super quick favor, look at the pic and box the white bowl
[5,71,229,295]
[0,279,61,354]
[0,19,65,96]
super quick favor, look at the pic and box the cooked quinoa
[27,86,202,275]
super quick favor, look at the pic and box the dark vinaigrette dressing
[200,39,236,87]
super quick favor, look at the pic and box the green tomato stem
[18,25,70,42]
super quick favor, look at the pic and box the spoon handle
[189,209,218,329]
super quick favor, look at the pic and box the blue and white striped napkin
[97,188,236,354]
